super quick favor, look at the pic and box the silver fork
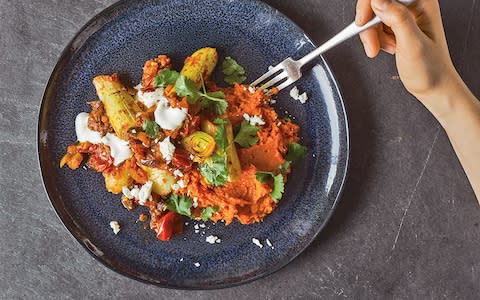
[251,0,414,91]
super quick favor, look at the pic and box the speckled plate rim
[37,0,350,290]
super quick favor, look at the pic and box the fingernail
[355,13,362,25]
[372,0,392,12]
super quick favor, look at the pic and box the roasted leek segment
[180,47,218,87]
[93,75,142,140]
[182,131,216,158]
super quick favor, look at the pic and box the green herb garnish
[153,69,180,87]
[234,120,259,147]
[166,194,193,217]
[200,206,219,221]
[222,57,247,85]
[199,153,228,186]
[142,119,160,138]
[255,171,285,202]
[285,143,308,162]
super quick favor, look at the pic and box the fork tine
[276,78,296,91]
[260,71,288,90]
[250,64,283,87]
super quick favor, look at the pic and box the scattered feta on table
[109,221,120,235]
[206,235,221,244]
[194,262,200,267]
[289,86,309,104]
[252,238,263,248]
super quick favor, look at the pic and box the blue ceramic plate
[38,0,349,289]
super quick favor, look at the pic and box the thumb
[371,0,423,47]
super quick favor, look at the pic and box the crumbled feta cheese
[206,235,220,244]
[194,224,199,230]
[290,86,309,104]
[130,186,140,198]
[290,86,300,99]
[109,221,120,234]
[248,86,255,93]
[131,129,137,134]
[159,137,175,163]
[252,238,263,248]
[176,179,186,188]
[194,230,199,234]
[268,65,274,70]
[172,183,180,191]
[298,92,308,104]
[199,224,206,228]
[192,197,199,208]
[194,262,200,267]
[266,239,273,248]
[138,181,153,205]
[122,186,134,199]
[243,113,265,126]
[180,258,184,262]
[173,169,184,177]
[270,99,277,104]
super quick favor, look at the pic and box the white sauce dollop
[101,133,132,166]
[136,85,168,108]
[154,103,188,131]
[75,112,132,166]
[75,112,103,143]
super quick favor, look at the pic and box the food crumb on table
[109,221,120,234]
[252,238,263,248]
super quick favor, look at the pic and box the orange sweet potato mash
[60,48,305,241]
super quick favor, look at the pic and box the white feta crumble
[290,86,300,99]
[290,86,309,103]
[189,154,195,160]
[194,230,200,234]
[109,221,120,235]
[122,186,134,199]
[248,86,256,93]
[173,169,184,177]
[176,179,186,189]
[172,183,180,191]
[199,224,206,228]
[159,136,175,163]
[194,224,199,230]
[194,262,200,267]
[138,181,153,205]
[270,99,277,104]
[192,197,199,208]
[252,238,263,248]
[180,258,184,262]
[130,186,140,199]
[266,239,273,248]
[243,113,265,126]
[206,235,220,244]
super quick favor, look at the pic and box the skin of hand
[356,0,480,203]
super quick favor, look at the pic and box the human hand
[355,0,461,108]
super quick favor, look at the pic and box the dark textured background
[1,0,479,298]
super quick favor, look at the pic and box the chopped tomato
[152,212,184,241]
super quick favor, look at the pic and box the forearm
[421,76,480,203]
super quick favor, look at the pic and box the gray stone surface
[1,0,479,298]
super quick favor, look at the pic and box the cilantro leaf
[153,69,180,87]
[285,143,308,162]
[200,91,228,115]
[199,153,228,186]
[175,75,201,104]
[142,119,160,138]
[271,174,285,202]
[200,206,219,221]
[234,120,259,147]
[255,171,285,202]
[279,161,291,173]
[213,118,228,151]
[166,194,193,217]
[222,57,247,85]
[255,172,271,183]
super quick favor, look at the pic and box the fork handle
[297,0,415,67]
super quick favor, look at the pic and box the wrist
[415,72,477,127]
